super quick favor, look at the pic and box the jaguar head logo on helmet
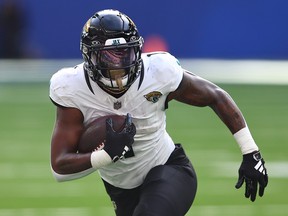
[80,9,144,95]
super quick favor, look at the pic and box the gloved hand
[104,113,136,162]
[235,151,268,202]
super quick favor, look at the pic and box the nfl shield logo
[113,101,122,110]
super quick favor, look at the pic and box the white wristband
[233,127,259,154]
[90,150,112,169]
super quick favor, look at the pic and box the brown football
[77,115,126,153]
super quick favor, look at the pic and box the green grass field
[0,83,287,216]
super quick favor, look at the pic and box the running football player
[49,9,268,216]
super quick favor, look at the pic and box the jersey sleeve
[49,68,79,108]
[165,53,184,92]
[148,52,184,94]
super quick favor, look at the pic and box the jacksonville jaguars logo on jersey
[144,91,163,103]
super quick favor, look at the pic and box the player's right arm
[50,106,136,182]
[50,106,95,181]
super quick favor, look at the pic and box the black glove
[235,151,268,202]
[104,113,136,162]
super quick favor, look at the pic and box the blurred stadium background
[1,0,288,215]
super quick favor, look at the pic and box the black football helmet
[80,9,143,94]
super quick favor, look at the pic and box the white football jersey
[50,52,184,189]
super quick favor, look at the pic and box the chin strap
[84,67,95,94]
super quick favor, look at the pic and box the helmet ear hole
[80,9,143,94]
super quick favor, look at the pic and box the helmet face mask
[80,9,143,94]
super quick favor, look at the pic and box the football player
[49,9,268,216]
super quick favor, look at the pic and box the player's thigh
[102,180,140,216]
[133,164,197,216]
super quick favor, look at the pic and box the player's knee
[133,195,178,216]
[133,203,155,216]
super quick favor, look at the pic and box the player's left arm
[168,70,268,202]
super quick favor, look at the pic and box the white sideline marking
[0,205,287,216]
[181,59,288,85]
[0,161,287,179]
[1,59,288,84]
[188,204,288,216]
[212,161,288,178]
[0,207,113,216]
[0,163,50,179]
